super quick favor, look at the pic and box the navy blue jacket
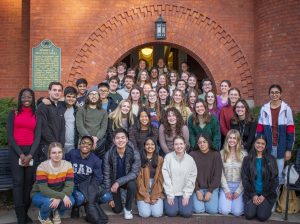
[65,148,103,186]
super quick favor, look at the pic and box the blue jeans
[218,182,244,216]
[164,196,193,217]
[271,146,285,185]
[192,188,219,214]
[137,179,163,217]
[72,186,112,207]
[32,192,75,220]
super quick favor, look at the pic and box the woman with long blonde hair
[107,99,136,147]
[167,89,191,124]
[219,129,247,216]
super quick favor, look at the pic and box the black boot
[15,208,26,224]
[71,206,80,219]
[25,215,33,224]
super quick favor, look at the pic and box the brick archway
[67,4,253,98]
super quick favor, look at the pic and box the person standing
[98,82,117,114]
[256,84,295,185]
[198,78,213,100]
[75,78,88,107]
[7,88,41,224]
[76,86,108,149]
[37,82,65,163]
[117,76,134,100]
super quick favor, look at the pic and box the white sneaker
[52,209,61,224]
[123,208,133,220]
[38,212,53,224]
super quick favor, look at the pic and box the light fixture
[155,15,166,40]
[141,47,153,56]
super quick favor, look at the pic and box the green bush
[294,111,300,150]
[0,98,17,146]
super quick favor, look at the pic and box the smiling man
[65,136,109,222]
[76,86,108,149]
[37,81,65,163]
[103,128,141,220]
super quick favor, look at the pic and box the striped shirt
[31,160,74,199]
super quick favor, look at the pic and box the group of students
[7,59,295,224]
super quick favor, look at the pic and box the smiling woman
[31,143,75,224]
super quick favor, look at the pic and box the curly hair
[162,107,184,137]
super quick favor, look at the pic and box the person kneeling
[136,138,164,218]
[162,136,197,218]
[31,143,75,224]
[65,135,109,224]
[103,128,141,220]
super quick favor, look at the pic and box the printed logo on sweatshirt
[72,163,93,176]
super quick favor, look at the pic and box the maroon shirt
[271,106,280,146]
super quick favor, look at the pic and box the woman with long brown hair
[188,99,221,150]
[230,99,257,152]
[159,107,189,155]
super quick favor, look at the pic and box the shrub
[0,98,16,146]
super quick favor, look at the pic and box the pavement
[0,204,299,224]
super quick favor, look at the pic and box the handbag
[284,165,299,185]
[276,185,300,214]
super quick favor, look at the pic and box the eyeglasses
[270,91,280,95]
[99,89,109,93]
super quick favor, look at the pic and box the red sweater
[13,107,37,146]
[220,105,234,136]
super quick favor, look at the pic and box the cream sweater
[162,151,197,198]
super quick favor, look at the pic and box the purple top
[217,95,228,110]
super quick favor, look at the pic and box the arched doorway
[119,43,208,84]
[67,4,253,99]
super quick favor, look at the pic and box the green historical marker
[32,40,61,90]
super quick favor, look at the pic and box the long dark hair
[136,108,155,136]
[140,137,159,168]
[17,88,36,114]
[247,135,277,181]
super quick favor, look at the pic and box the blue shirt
[255,158,263,194]
[116,154,126,179]
[102,102,108,111]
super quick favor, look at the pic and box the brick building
[1,0,299,110]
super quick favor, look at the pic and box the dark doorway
[119,44,208,82]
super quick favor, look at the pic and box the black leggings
[244,198,274,222]
[9,146,35,222]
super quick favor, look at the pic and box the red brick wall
[0,0,30,98]
[27,0,255,99]
[1,0,299,110]
[254,0,300,111]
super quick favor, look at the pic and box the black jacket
[230,120,257,152]
[106,97,117,114]
[37,100,66,145]
[103,144,141,191]
[241,154,278,203]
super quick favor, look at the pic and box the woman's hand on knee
[182,197,189,206]
[50,198,61,209]
[196,191,204,201]
[232,192,239,200]
[63,195,72,208]
[167,197,174,205]
[204,192,212,202]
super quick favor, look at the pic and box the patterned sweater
[31,160,74,199]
